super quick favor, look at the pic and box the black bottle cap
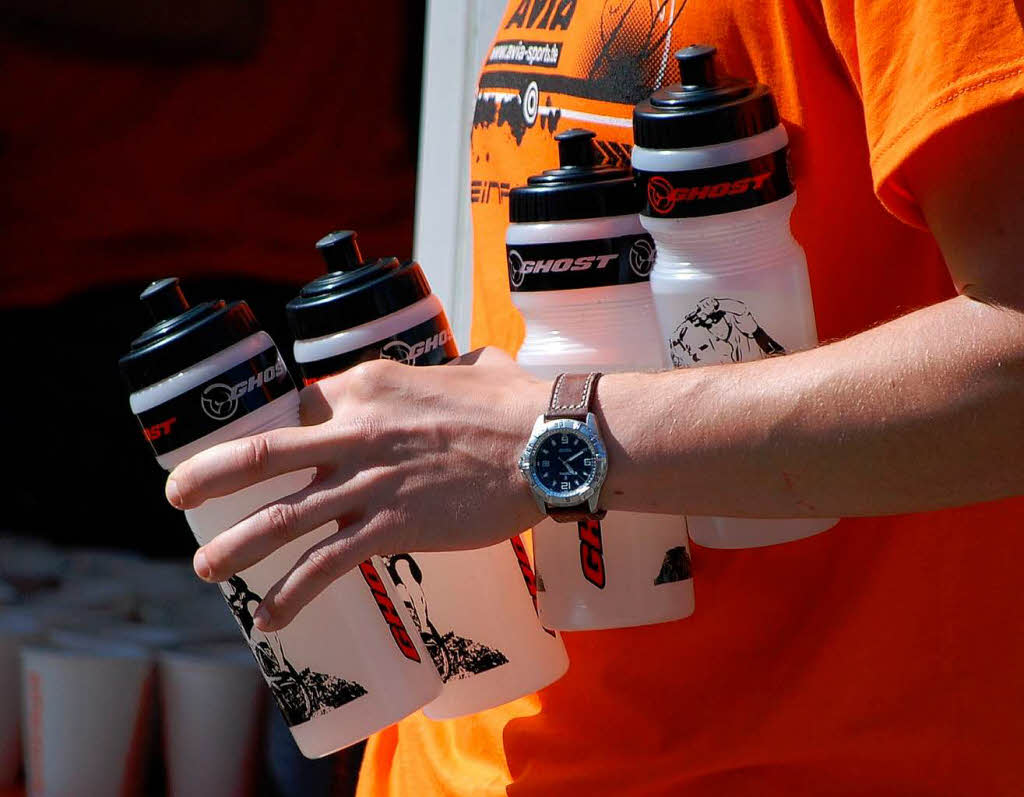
[509,128,640,223]
[633,45,780,149]
[286,231,432,341]
[140,277,189,322]
[119,278,263,393]
[315,230,363,272]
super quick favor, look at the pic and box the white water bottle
[508,130,695,630]
[120,278,441,757]
[286,231,568,719]
[633,46,838,549]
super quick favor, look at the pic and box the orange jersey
[360,1,1024,794]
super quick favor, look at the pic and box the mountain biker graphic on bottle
[669,297,785,367]
[385,554,509,683]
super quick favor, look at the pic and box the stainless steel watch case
[518,413,608,515]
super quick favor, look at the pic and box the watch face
[533,429,598,496]
[521,417,608,509]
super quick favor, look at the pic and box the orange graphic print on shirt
[470,1,691,356]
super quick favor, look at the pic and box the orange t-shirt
[359,2,1024,794]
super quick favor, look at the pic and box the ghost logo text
[510,535,557,637]
[381,340,414,364]
[200,383,237,421]
[578,518,606,588]
[358,561,421,662]
[628,238,654,277]
[200,360,288,421]
[647,174,774,215]
[381,331,453,365]
[508,248,618,284]
[508,249,528,288]
[142,417,176,442]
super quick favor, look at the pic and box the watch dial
[534,431,596,495]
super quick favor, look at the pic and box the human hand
[165,348,548,631]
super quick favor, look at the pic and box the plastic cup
[159,643,265,797]
[139,587,241,638]
[21,639,155,797]
[31,578,136,617]
[65,548,144,580]
[0,540,67,593]
[0,579,17,606]
[101,622,235,650]
[115,560,200,605]
[0,611,44,788]
[20,603,126,631]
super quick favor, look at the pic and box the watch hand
[558,459,577,475]
[565,449,588,463]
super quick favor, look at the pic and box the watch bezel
[519,416,608,509]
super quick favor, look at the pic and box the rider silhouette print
[669,297,785,367]
[221,575,367,726]
[654,546,693,586]
[384,554,509,683]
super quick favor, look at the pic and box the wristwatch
[519,373,608,523]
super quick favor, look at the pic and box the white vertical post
[414,0,506,352]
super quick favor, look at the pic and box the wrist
[507,376,551,525]
[591,370,701,514]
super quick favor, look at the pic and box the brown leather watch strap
[545,372,602,421]
[542,372,605,522]
[549,506,608,524]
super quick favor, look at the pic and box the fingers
[167,426,332,509]
[252,519,378,632]
[192,480,357,583]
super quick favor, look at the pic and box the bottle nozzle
[316,230,364,272]
[555,128,598,168]
[140,278,189,323]
[676,44,718,88]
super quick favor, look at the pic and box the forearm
[597,294,1024,518]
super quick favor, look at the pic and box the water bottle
[286,231,568,718]
[508,129,695,630]
[633,46,838,548]
[119,278,441,757]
